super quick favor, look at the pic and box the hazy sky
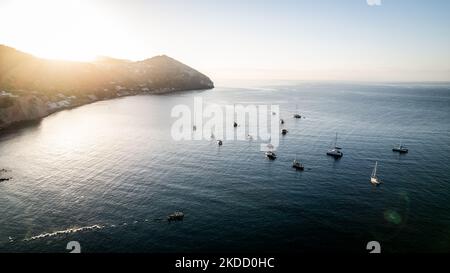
[1,0,449,82]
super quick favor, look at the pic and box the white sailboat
[370,161,381,185]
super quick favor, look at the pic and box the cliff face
[0,45,214,129]
[0,95,49,127]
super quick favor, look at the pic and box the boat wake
[24,224,104,241]
[18,214,182,243]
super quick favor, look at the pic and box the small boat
[370,161,381,185]
[393,142,408,153]
[293,104,301,119]
[292,159,304,171]
[217,140,223,146]
[167,211,184,221]
[265,151,277,160]
[281,129,288,135]
[233,104,238,127]
[326,132,343,158]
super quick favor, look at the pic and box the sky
[0,0,449,82]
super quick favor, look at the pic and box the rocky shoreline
[0,86,212,132]
[0,168,12,183]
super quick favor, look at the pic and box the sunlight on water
[1,82,449,253]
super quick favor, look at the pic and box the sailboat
[326,132,343,158]
[233,103,238,128]
[193,107,197,131]
[292,154,304,171]
[370,161,381,185]
[293,104,301,119]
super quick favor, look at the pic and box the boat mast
[334,132,338,148]
[193,102,196,129]
[372,161,378,178]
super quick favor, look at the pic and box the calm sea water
[1,81,449,253]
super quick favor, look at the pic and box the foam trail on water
[24,225,104,241]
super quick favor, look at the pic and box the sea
[0,81,449,253]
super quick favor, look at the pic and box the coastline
[0,86,213,134]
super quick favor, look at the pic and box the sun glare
[0,0,132,62]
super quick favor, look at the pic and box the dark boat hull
[326,152,343,158]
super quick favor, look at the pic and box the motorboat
[393,143,408,153]
[265,151,277,160]
[168,211,184,221]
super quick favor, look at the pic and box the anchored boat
[393,142,408,153]
[293,104,301,119]
[326,133,343,158]
[370,161,381,185]
[265,151,277,160]
[292,159,304,171]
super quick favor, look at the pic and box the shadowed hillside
[0,45,214,129]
